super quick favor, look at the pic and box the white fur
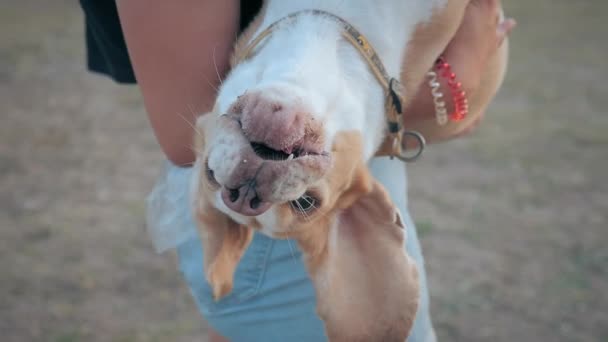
[217,0,445,158]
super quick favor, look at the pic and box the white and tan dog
[191,0,506,340]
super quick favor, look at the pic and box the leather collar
[234,9,425,162]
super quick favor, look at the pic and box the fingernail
[498,19,516,35]
[505,18,517,33]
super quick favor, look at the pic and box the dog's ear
[314,165,420,341]
[192,112,254,300]
[194,193,254,300]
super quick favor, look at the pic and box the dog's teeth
[287,154,294,160]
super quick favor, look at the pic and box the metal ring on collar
[392,131,425,162]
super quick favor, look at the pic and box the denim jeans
[147,158,436,341]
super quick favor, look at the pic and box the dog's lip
[204,159,221,189]
[250,141,328,161]
[205,114,331,204]
[222,112,326,160]
[208,151,330,205]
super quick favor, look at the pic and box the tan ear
[195,200,253,300]
[192,111,254,300]
[313,171,420,342]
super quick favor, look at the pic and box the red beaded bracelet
[435,56,468,121]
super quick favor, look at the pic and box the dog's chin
[203,126,330,216]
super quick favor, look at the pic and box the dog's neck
[217,0,445,160]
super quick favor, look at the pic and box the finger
[499,18,517,35]
[497,18,517,46]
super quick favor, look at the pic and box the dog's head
[193,110,366,238]
[192,16,386,236]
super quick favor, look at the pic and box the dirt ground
[1,1,606,341]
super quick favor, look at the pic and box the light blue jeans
[148,158,435,341]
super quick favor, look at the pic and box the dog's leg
[298,165,420,342]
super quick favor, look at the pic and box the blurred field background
[1,0,606,341]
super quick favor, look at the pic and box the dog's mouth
[206,157,321,218]
[199,106,331,217]
[204,140,330,217]
[251,142,294,160]
[250,142,324,161]
[206,150,323,214]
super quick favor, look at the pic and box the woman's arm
[403,0,516,142]
[116,0,240,166]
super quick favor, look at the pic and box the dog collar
[234,9,425,162]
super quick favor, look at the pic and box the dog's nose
[234,90,324,155]
[221,184,272,217]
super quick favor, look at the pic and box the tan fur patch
[400,0,469,104]
[205,221,253,300]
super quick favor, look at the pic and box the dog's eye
[290,194,317,214]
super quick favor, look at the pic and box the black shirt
[79,0,264,84]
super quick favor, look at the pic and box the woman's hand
[403,0,516,142]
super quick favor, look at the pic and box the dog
[190,0,507,340]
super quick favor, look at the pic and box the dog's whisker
[186,103,203,124]
[212,45,223,86]
[307,204,331,222]
[176,110,204,140]
[200,74,219,92]
[300,195,318,210]
[186,103,196,116]
[289,201,303,219]
[185,144,205,156]
[294,199,312,222]
[297,195,320,215]
[172,157,197,168]
[287,239,298,265]
[293,200,304,217]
